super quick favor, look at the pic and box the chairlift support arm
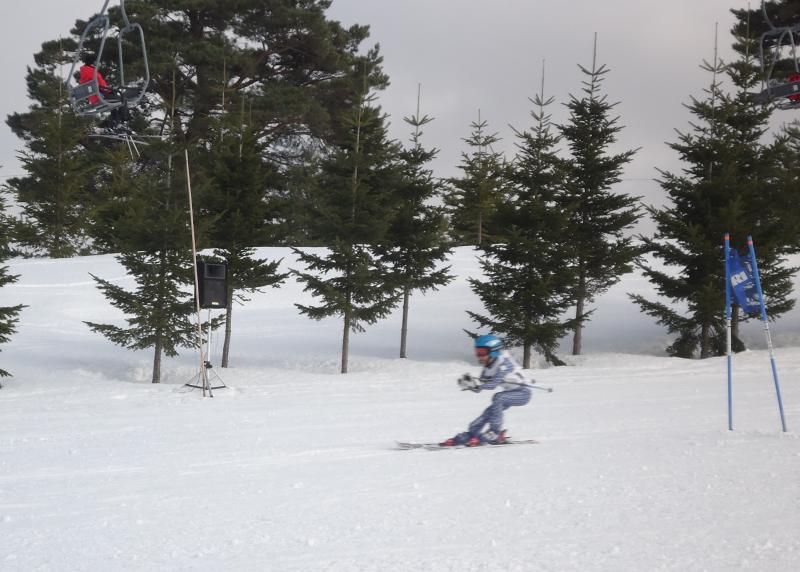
[66,0,150,115]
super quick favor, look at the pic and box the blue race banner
[723,234,787,432]
[728,248,761,314]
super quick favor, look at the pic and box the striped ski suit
[465,350,531,439]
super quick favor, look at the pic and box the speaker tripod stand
[185,309,226,395]
[185,360,226,393]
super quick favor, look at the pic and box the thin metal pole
[185,149,211,397]
[724,233,733,430]
[462,380,553,393]
[520,382,553,393]
[747,235,786,431]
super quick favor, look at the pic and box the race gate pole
[724,233,733,431]
[747,236,787,432]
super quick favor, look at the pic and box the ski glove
[457,373,481,392]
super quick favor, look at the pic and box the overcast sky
[0,0,785,225]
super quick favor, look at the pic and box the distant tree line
[1,0,799,381]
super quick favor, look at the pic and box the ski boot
[439,432,469,447]
[481,429,508,445]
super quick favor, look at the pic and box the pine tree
[631,56,739,358]
[774,122,800,244]
[271,156,323,246]
[127,0,387,148]
[632,22,800,358]
[293,64,401,373]
[469,79,576,368]
[558,43,641,355]
[5,39,96,257]
[376,86,453,358]
[15,0,386,256]
[444,112,508,246]
[0,193,24,382]
[85,147,214,383]
[199,109,288,368]
[36,1,386,379]
[727,14,800,344]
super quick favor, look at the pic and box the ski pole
[530,383,554,393]
[461,381,553,393]
[511,381,553,393]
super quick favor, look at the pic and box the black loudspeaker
[197,261,228,309]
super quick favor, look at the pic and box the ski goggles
[474,347,490,357]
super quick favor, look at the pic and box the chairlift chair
[66,0,150,117]
[754,0,800,109]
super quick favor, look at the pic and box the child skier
[440,335,532,446]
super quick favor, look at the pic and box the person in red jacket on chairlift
[77,53,130,129]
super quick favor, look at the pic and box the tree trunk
[523,343,531,369]
[400,286,410,358]
[572,298,583,356]
[341,309,351,374]
[152,335,162,383]
[572,268,586,355]
[700,322,709,358]
[152,250,167,383]
[221,285,233,368]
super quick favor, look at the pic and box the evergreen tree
[0,193,24,382]
[558,46,641,355]
[22,1,387,379]
[199,109,288,368]
[5,39,96,257]
[469,82,576,368]
[444,112,508,246]
[127,0,389,371]
[376,86,453,358]
[727,14,800,343]
[13,0,387,256]
[632,57,739,359]
[293,65,402,373]
[632,22,800,358]
[774,121,800,245]
[271,155,323,246]
[126,0,387,148]
[85,147,215,383]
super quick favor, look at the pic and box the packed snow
[1,247,799,571]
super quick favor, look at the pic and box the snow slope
[1,248,799,571]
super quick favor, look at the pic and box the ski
[395,439,538,451]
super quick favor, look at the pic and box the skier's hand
[458,373,481,391]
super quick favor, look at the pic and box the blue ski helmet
[474,334,503,359]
